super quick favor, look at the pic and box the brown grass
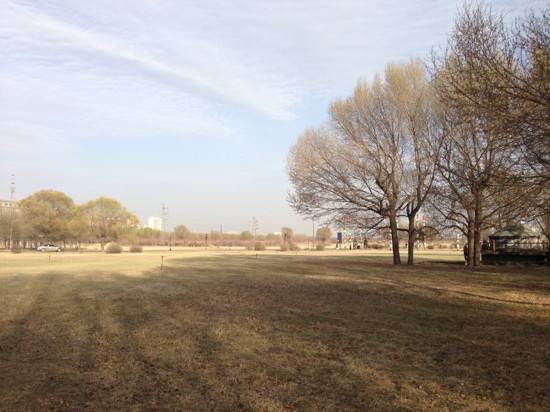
[0,250,549,411]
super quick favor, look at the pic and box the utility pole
[160,204,167,232]
[159,204,172,251]
[8,174,15,249]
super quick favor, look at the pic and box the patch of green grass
[0,251,549,410]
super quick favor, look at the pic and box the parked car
[36,244,63,252]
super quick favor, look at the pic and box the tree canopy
[20,190,76,243]
[288,59,441,264]
[316,227,332,244]
[287,3,549,265]
[80,197,139,250]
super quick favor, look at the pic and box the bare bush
[105,243,123,254]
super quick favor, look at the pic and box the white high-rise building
[148,216,163,231]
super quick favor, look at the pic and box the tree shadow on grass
[0,258,549,410]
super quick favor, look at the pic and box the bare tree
[287,123,397,256]
[430,113,519,265]
[288,59,441,265]
[488,6,549,178]
[430,2,532,265]
[389,60,443,264]
[80,197,139,251]
[512,7,550,242]
[281,226,294,244]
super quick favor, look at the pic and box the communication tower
[10,174,15,200]
[250,217,259,239]
[160,204,167,232]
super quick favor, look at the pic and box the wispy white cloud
[1,0,546,232]
[2,0,305,122]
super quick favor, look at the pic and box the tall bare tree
[287,123,397,258]
[430,2,538,265]
[288,59,441,265]
[486,6,549,179]
[388,60,443,264]
[330,74,407,265]
[430,111,518,265]
[511,7,550,242]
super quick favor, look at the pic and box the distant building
[0,199,18,220]
[0,199,19,248]
[148,216,163,231]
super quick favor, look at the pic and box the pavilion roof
[490,226,539,238]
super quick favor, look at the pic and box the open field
[0,249,549,411]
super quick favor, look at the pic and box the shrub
[315,243,325,251]
[130,245,143,253]
[105,243,123,254]
[11,247,22,254]
[254,241,266,251]
[280,243,290,251]
[290,242,301,252]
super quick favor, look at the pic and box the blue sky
[1,0,545,234]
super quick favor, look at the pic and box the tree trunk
[389,213,401,265]
[407,216,416,265]
[467,216,475,266]
[473,198,483,266]
[474,229,482,266]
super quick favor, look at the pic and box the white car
[36,244,63,252]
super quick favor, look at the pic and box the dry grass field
[0,249,549,411]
